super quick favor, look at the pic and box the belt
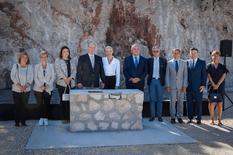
[152,77,160,80]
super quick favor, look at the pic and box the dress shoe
[21,123,27,126]
[149,117,155,122]
[196,120,201,125]
[158,117,163,122]
[187,119,193,124]
[171,118,176,124]
[178,118,184,124]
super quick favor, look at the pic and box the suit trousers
[57,85,70,121]
[169,89,184,119]
[186,91,203,120]
[12,91,30,124]
[149,79,164,117]
[34,91,52,118]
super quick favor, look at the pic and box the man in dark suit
[187,48,207,124]
[123,43,147,91]
[77,41,105,88]
[147,46,167,122]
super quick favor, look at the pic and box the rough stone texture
[70,89,144,132]
[0,0,233,90]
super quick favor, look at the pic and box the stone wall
[0,0,233,90]
[70,89,143,132]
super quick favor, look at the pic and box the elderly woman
[102,46,120,89]
[55,46,76,123]
[11,51,33,127]
[34,51,55,126]
[207,50,228,126]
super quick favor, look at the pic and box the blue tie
[175,60,179,73]
[134,57,139,68]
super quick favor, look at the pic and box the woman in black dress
[207,50,228,126]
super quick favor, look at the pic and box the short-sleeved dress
[207,63,228,97]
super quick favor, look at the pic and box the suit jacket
[55,58,76,88]
[33,63,55,94]
[165,59,188,89]
[11,64,34,93]
[123,55,147,88]
[147,57,167,86]
[77,54,105,87]
[187,58,207,92]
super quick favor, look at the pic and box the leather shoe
[171,118,176,124]
[22,123,27,126]
[158,117,163,122]
[149,117,155,122]
[196,120,201,125]
[187,119,193,124]
[178,118,184,124]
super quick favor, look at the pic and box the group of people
[10,41,228,127]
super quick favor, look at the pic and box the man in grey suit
[165,48,188,124]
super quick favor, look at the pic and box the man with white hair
[123,43,147,91]
[77,41,105,88]
[147,46,167,122]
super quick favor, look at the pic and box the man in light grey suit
[165,48,188,124]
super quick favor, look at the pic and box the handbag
[62,85,70,101]
[209,90,223,102]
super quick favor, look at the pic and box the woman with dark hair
[207,50,228,126]
[10,51,33,127]
[34,51,55,126]
[55,46,76,123]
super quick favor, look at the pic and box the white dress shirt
[189,58,198,68]
[153,57,160,79]
[88,53,95,68]
[102,57,120,87]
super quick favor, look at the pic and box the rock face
[0,0,233,89]
[69,89,144,132]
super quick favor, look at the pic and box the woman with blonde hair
[207,50,228,126]
[11,51,33,127]
[34,51,55,126]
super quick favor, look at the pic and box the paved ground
[0,92,233,155]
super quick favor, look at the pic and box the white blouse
[102,57,120,87]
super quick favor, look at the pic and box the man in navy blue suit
[187,48,207,124]
[123,43,147,91]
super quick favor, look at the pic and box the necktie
[90,55,94,68]
[192,60,195,68]
[134,57,139,68]
[43,70,46,87]
[175,60,179,73]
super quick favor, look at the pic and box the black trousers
[57,85,70,121]
[104,76,116,89]
[34,91,52,118]
[12,91,30,124]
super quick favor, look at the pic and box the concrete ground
[0,92,233,155]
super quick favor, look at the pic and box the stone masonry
[69,89,144,132]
